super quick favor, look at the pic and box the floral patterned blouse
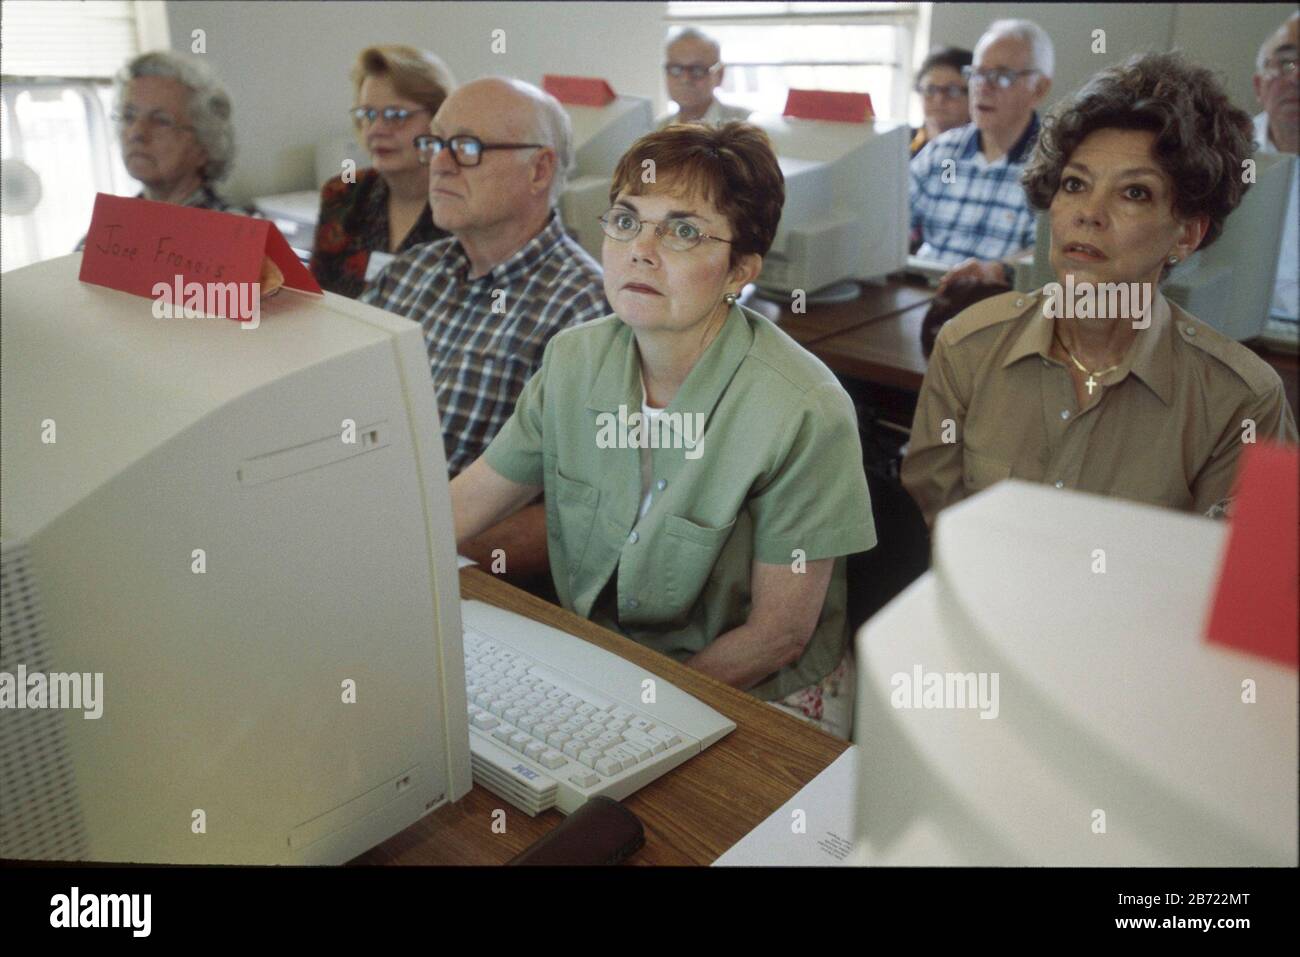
[308,167,446,298]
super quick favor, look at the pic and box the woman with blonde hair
[310,45,454,297]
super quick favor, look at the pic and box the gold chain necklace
[1053,331,1121,396]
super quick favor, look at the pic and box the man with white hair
[362,77,608,576]
[1252,12,1298,326]
[657,27,750,128]
[909,19,1053,289]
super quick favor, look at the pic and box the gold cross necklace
[1053,330,1122,396]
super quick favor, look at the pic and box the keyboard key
[611,706,635,720]
[623,740,651,762]
[578,749,600,768]
[570,771,600,788]
[471,713,499,730]
[504,708,524,724]
[563,740,583,759]
[562,695,581,709]
[595,758,621,776]
[524,741,547,761]
[492,727,513,744]
[527,665,617,713]
[509,732,530,752]
[539,750,565,769]
[630,717,656,732]
[547,732,570,749]
[576,704,596,717]
[533,723,556,739]
[473,692,492,708]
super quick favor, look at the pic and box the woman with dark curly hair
[451,123,875,737]
[902,52,1297,526]
[309,46,453,298]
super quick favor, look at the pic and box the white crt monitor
[852,481,1297,866]
[748,112,910,298]
[0,255,471,864]
[559,94,655,261]
[1017,151,1295,340]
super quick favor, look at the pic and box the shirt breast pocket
[662,514,738,612]
[548,467,601,583]
[963,448,1012,492]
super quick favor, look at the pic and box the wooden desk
[742,280,934,347]
[351,567,848,866]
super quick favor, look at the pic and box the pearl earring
[723,292,738,305]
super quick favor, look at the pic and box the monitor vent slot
[1,541,89,861]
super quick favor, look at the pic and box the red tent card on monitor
[1204,441,1299,669]
[543,75,616,107]
[783,89,874,123]
[78,193,321,327]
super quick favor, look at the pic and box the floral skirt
[767,650,855,740]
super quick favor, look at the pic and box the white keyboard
[461,600,736,816]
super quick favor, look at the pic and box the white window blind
[2,0,142,79]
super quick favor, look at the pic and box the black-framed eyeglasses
[961,66,1041,89]
[664,61,722,80]
[598,208,733,252]
[350,106,431,126]
[413,134,544,167]
[915,82,969,99]
[111,108,197,135]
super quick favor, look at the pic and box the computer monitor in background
[1015,152,1295,341]
[850,481,1297,866]
[558,94,655,261]
[746,112,910,302]
[0,256,471,864]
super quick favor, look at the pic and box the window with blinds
[1,1,167,272]
[664,1,925,125]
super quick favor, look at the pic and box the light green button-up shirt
[484,303,876,700]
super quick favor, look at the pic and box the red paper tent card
[783,89,874,123]
[1204,442,1299,668]
[543,75,616,107]
[79,193,321,324]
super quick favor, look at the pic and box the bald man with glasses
[361,77,608,581]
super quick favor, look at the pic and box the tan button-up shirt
[901,289,1298,527]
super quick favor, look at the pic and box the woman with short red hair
[451,122,876,737]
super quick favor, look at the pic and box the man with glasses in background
[909,19,1053,290]
[657,27,750,129]
[1252,12,1299,339]
[361,76,608,582]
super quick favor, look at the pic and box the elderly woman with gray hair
[111,50,239,211]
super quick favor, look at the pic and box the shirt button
[1014,298,1024,308]
[628,531,639,544]
[626,598,639,610]
[655,479,667,491]
[1041,358,1050,367]
[1054,480,1064,489]
[1060,409,1070,420]
[1184,325,1197,336]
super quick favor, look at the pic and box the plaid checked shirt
[909,113,1041,265]
[360,211,608,476]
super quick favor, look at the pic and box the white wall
[928,3,1295,119]
[164,1,667,202]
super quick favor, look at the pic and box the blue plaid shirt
[909,113,1041,265]
[360,211,608,477]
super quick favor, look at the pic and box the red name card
[543,75,616,107]
[1204,442,1299,668]
[78,193,321,322]
[783,89,874,123]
